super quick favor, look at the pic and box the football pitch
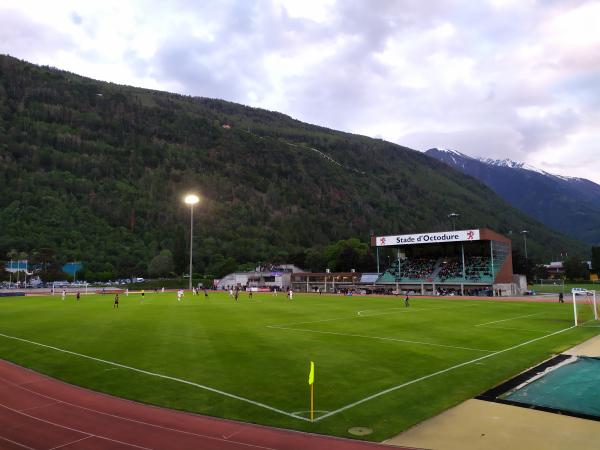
[0,292,598,441]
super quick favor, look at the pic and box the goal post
[538,279,565,286]
[572,290,598,326]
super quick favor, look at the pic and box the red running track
[0,360,412,450]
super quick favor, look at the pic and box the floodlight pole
[521,230,529,260]
[189,204,194,292]
[448,212,460,231]
[184,194,200,292]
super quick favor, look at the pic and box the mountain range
[0,55,588,280]
[426,148,600,246]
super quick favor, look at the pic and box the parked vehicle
[571,287,590,295]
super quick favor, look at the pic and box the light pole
[184,194,200,291]
[448,213,460,231]
[521,230,529,260]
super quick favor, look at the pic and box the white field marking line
[477,325,554,333]
[356,307,427,316]
[355,303,480,317]
[313,325,575,422]
[49,436,93,450]
[0,402,151,450]
[474,312,546,327]
[0,332,309,422]
[270,302,481,328]
[266,325,495,353]
[0,374,281,450]
[0,435,36,450]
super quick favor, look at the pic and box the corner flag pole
[308,361,315,421]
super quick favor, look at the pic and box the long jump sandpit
[385,334,600,450]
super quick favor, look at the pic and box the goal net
[572,291,598,326]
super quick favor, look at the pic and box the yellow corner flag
[308,361,315,422]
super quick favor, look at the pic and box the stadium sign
[376,229,480,247]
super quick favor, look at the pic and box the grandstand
[372,228,518,295]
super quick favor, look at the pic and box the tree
[563,256,589,281]
[592,247,600,277]
[512,249,535,281]
[148,250,175,277]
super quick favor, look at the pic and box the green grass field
[1,291,599,441]
[531,283,600,294]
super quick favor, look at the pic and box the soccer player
[76,292,80,301]
[61,289,66,300]
[177,289,183,301]
[249,290,253,299]
[114,293,119,308]
[404,294,410,307]
[229,288,234,299]
[234,288,239,301]
[288,289,293,300]
[125,288,129,297]
[559,292,564,303]
[204,288,209,299]
[141,289,145,298]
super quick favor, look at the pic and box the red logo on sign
[380,237,386,245]
[467,230,474,240]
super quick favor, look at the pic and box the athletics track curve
[0,360,411,450]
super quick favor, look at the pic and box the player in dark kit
[404,294,410,307]
[114,293,119,308]
[76,292,80,301]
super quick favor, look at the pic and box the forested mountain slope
[0,55,586,279]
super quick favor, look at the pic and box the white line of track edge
[313,325,576,422]
[0,332,310,422]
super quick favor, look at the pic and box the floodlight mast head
[184,194,200,205]
[447,212,460,230]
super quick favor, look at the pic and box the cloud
[0,8,74,59]
[0,0,598,183]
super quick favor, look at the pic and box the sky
[0,0,598,183]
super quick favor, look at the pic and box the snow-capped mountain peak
[426,146,600,246]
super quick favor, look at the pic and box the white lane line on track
[0,435,36,450]
[49,436,93,450]
[0,372,281,449]
[0,332,308,423]
[313,325,575,422]
[0,402,150,450]
[265,325,496,353]
[474,312,545,327]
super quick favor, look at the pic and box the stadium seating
[377,255,495,283]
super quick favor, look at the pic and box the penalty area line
[0,332,309,422]
[475,312,546,327]
[313,324,576,422]
[266,325,496,353]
